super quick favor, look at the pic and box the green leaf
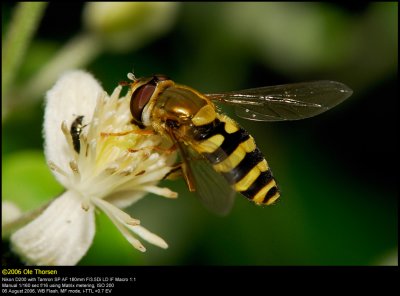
[2,150,63,211]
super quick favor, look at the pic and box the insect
[70,115,85,153]
[113,73,352,215]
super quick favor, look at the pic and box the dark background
[2,2,397,265]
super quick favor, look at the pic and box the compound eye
[130,83,155,124]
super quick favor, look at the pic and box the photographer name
[2,269,57,276]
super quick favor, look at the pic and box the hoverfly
[112,73,352,215]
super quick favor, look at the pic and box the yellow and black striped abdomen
[192,114,280,205]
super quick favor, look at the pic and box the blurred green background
[2,2,397,265]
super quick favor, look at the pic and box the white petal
[44,70,103,186]
[11,191,95,266]
[129,225,168,249]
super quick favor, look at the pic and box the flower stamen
[48,161,68,177]
[120,167,134,176]
[138,185,178,199]
[92,198,145,252]
[61,121,77,156]
[81,201,90,211]
[69,160,80,174]
[105,164,119,174]
[92,198,140,226]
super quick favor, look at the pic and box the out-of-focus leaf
[2,150,63,211]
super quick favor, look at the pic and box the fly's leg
[100,129,155,137]
[164,128,196,192]
[128,143,177,154]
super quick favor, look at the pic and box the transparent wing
[206,80,353,121]
[184,145,236,216]
[168,126,236,216]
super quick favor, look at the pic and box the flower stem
[2,2,47,105]
[1,201,51,239]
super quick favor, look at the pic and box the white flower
[10,70,177,265]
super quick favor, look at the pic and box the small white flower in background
[10,70,178,266]
[83,2,179,52]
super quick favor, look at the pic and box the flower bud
[83,2,179,52]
